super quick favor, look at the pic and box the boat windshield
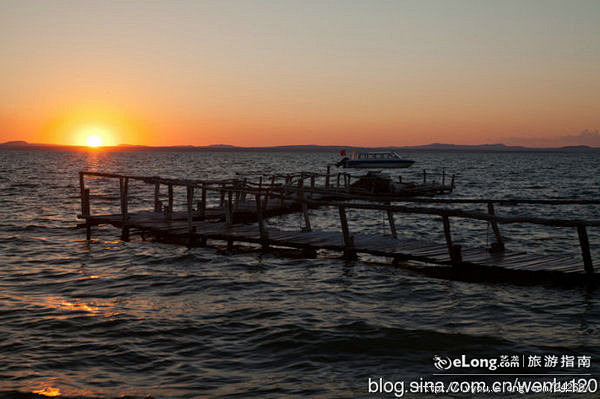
[354,152,402,160]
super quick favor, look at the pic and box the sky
[1,0,599,147]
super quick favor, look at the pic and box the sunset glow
[1,1,599,147]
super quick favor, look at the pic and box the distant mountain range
[1,140,599,152]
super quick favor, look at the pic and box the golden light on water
[32,387,61,397]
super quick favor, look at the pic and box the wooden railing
[79,171,598,273]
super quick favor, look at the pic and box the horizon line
[1,140,599,152]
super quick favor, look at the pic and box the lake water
[0,150,599,398]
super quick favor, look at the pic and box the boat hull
[344,160,414,168]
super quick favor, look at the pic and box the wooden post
[442,169,446,186]
[255,193,269,248]
[186,184,194,238]
[442,215,461,266]
[310,175,315,199]
[338,205,356,259]
[79,172,86,216]
[83,188,91,239]
[326,165,331,188]
[240,178,247,202]
[262,189,270,213]
[219,184,225,207]
[233,180,242,211]
[225,191,233,226]
[577,225,594,274]
[487,202,505,252]
[423,169,427,184]
[387,210,397,239]
[296,177,304,202]
[167,184,173,222]
[199,183,206,220]
[154,182,160,212]
[299,190,311,232]
[336,173,341,188]
[119,177,129,241]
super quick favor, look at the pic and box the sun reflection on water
[31,296,119,319]
[32,386,61,397]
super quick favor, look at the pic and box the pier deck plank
[84,210,590,278]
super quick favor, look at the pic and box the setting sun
[75,125,114,148]
[86,135,103,148]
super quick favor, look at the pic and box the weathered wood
[326,165,331,188]
[186,184,194,234]
[305,199,600,228]
[79,172,87,216]
[119,177,130,241]
[387,210,397,239]
[301,190,312,232]
[338,205,356,259]
[577,225,594,274]
[487,202,505,252]
[77,170,598,283]
[219,184,225,207]
[200,183,207,220]
[423,169,427,184]
[84,188,91,239]
[167,184,174,222]
[255,193,269,248]
[442,215,461,266]
[240,178,247,202]
[119,177,129,221]
[154,183,161,212]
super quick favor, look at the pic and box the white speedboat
[336,150,414,168]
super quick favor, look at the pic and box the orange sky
[1,0,599,147]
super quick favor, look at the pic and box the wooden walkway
[84,212,594,283]
[77,171,599,285]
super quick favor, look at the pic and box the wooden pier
[77,171,599,284]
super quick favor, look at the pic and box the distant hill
[1,141,599,153]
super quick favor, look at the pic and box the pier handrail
[301,199,600,228]
[78,170,597,274]
[80,171,600,206]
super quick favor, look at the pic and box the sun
[86,134,103,148]
[77,125,113,148]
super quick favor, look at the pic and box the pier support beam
[255,193,269,249]
[119,177,129,241]
[577,225,594,274]
[166,184,173,222]
[199,183,207,220]
[339,206,357,259]
[154,182,161,212]
[487,202,505,252]
[387,208,397,239]
[443,215,462,266]
[186,184,195,246]
[79,172,92,239]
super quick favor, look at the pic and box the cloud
[505,129,600,148]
